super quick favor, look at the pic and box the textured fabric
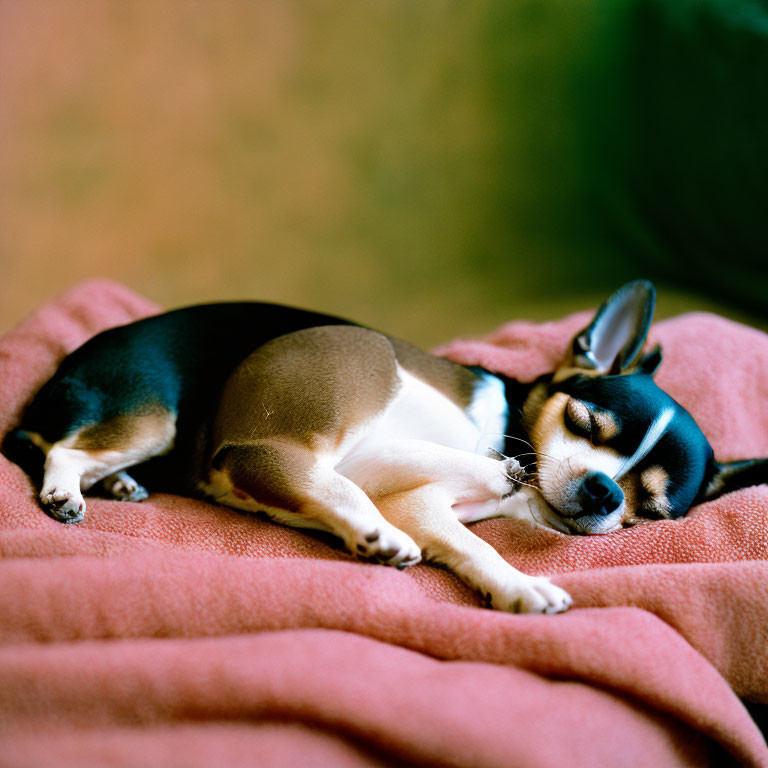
[1,279,766,767]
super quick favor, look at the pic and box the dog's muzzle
[575,471,623,517]
[546,471,625,535]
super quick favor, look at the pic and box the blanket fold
[1,280,766,767]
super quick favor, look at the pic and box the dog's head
[520,281,768,534]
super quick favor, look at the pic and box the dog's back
[20,303,352,442]
[5,302,353,503]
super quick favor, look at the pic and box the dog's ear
[571,280,656,374]
[699,457,768,502]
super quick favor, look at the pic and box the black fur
[6,303,355,485]
[498,372,551,460]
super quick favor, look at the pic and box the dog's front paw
[353,525,422,569]
[40,487,85,524]
[489,576,572,614]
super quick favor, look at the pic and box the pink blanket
[1,280,766,767]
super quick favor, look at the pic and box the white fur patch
[336,366,495,469]
[613,407,675,480]
[466,373,507,454]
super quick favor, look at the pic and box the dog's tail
[3,427,45,487]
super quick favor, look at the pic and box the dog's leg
[208,441,422,567]
[40,408,175,523]
[375,483,572,614]
[337,439,522,502]
[41,447,147,522]
[339,439,559,529]
[453,486,566,529]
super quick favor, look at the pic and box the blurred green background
[1,0,766,347]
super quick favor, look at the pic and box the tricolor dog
[6,281,767,613]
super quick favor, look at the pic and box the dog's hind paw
[489,576,572,614]
[40,487,85,524]
[101,471,149,502]
[353,525,422,569]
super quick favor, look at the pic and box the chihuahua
[6,281,767,613]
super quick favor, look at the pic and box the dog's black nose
[578,472,623,516]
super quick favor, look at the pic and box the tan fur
[641,465,669,496]
[541,393,622,449]
[528,391,671,524]
[527,392,571,452]
[22,431,52,453]
[387,337,479,410]
[215,438,570,613]
[551,365,605,383]
[562,397,620,443]
[618,474,640,524]
[592,409,619,441]
[521,382,549,433]
[38,406,176,522]
[640,465,672,518]
[74,407,176,454]
[211,326,401,456]
[218,441,317,512]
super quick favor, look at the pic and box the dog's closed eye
[564,398,619,444]
[564,398,592,439]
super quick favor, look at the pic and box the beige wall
[1,1,763,348]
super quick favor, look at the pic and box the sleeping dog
[6,281,767,614]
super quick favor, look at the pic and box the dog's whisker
[476,435,565,476]
[528,503,546,526]
[526,450,566,470]
[525,496,566,530]
[477,434,561,463]
[503,478,539,491]
[503,466,539,487]
[508,458,538,473]
[515,449,562,464]
[494,434,537,452]
[506,452,541,461]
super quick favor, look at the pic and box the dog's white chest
[338,367,507,464]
